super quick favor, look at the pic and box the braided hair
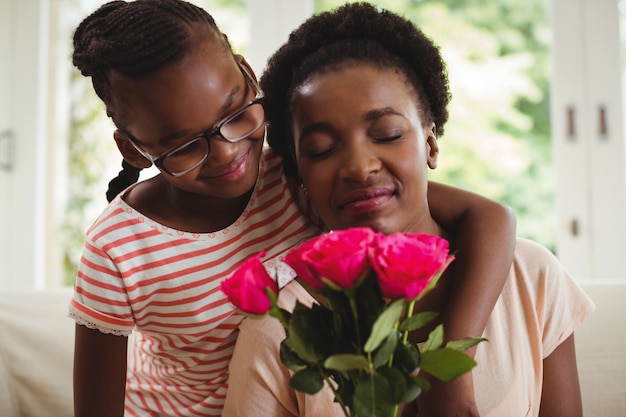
[72,0,231,201]
[260,2,451,178]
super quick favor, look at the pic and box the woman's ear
[426,122,439,169]
[113,130,153,169]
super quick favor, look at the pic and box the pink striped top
[68,150,320,416]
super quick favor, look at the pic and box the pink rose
[221,251,278,315]
[285,227,376,290]
[370,233,453,300]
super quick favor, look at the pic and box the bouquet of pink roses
[221,227,484,417]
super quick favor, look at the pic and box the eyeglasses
[124,63,265,177]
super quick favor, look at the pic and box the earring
[300,182,309,197]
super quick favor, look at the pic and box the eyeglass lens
[220,101,265,141]
[161,102,265,175]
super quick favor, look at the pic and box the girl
[69,1,515,416]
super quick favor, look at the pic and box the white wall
[550,0,626,279]
[247,0,312,76]
[0,0,51,290]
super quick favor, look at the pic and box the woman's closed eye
[373,134,403,143]
[368,117,408,143]
[302,145,335,160]
[299,134,336,159]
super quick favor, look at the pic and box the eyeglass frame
[122,62,265,177]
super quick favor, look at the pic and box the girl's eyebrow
[156,83,243,147]
[216,83,243,117]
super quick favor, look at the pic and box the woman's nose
[337,143,382,182]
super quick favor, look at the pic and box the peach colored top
[223,238,595,417]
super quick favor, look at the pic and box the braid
[73,0,229,109]
[261,2,450,178]
[106,159,142,202]
[73,0,231,199]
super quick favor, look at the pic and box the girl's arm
[74,325,128,417]
[411,181,516,417]
[427,180,516,345]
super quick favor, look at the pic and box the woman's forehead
[293,64,417,110]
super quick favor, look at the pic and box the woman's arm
[539,334,583,417]
[74,324,128,417]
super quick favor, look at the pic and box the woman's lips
[338,187,394,216]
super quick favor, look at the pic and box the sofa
[0,281,624,417]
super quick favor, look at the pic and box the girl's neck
[123,175,253,233]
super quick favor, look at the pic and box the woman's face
[291,64,439,234]
[110,37,265,200]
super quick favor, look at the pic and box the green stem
[324,375,352,417]
[268,305,288,328]
[402,299,416,344]
[392,299,417,417]
[387,321,399,368]
[347,290,362,349]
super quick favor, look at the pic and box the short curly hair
[260,2,451,178]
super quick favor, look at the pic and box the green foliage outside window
[60,0,554,284]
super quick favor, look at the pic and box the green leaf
[398,311,439,332]
[419,348,477,382]
[364,299,404,352]
[422,323,444,351]
[445,337,488,351]
[336,378,356,409]
[412,375,431,392]
[289,368,325,394]
[324,354,370,371]
[400,374,422,403]
[372,331,398,368]
[377,367,406,404]
[284,301,332,363]
[324,290,356,343]
[354,273,387,334]
[279,341,307,372]
[353,374,396,417]
[392,341,420,373]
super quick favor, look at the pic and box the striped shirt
[69,150,320,416]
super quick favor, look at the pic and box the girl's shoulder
[85,193,155,241]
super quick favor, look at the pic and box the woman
[223,3,595,416]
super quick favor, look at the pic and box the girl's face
[110,37,265,200]
[291,64,439,234]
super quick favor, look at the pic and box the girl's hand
[403,373,480,417]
